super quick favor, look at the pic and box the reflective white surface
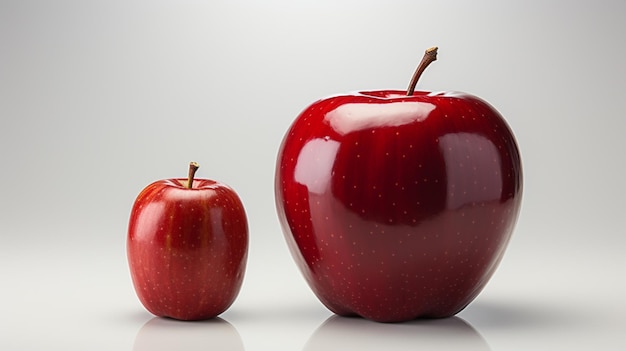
[1,1,625,350]
[1,225,624,350]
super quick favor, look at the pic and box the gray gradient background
[1,1,625,350]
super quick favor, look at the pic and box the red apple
[275,47,522,322]
[127,162,248,320]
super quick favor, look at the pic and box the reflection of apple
[133,317,244,351]
[276,47,523,322]
[304,315,489,351]
[128,162,248,320]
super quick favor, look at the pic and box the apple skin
[275,90,522,322]
[127,178,248,320]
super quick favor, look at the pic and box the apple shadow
[304,314,490,351]
[458,298,580,330]
[133,316,244,351]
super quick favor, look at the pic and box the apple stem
[187,162,199,189]
[406,46,438,96]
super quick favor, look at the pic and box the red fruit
[275,47,522,322]
[128,162,248,320]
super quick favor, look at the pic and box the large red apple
[128,162,248,320]
[275,47,522,322]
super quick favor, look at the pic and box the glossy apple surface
[128,175,248,320]
[275,90,522,322]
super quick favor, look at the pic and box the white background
[1,1,625,350]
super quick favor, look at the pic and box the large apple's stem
[406,46,438,96]
[187,162,199,189]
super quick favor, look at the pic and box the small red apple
[275,47,523,322]
[127,162,248,320]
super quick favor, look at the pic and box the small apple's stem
[406,46,438,96]
[187,162,199,189]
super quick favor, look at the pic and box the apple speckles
[275,94,522,322]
